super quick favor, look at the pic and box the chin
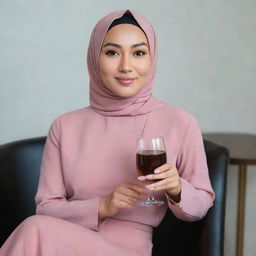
[115,88,140,98]
[115,92,136,98]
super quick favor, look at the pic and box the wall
[1,1,255,255]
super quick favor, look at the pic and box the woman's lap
[0,215,146,256]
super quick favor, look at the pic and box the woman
[0,9,214,256]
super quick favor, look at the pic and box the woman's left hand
[138,163,181,202]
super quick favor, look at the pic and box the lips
[116,77,136,86]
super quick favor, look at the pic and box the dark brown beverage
[136,150,167,176]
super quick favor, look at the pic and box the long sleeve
[35,118,104,231]
[167,116,215,221]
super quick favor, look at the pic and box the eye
[105,50,119,56]
[134,50,146,56]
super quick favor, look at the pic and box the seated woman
[0,9,215,256]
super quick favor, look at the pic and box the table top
[203,133,256,165]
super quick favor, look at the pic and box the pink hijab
[87,9,165,116]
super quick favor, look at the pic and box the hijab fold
[87,9,165,116]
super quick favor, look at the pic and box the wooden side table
[203,133,256,256]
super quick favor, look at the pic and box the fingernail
[137,176,145,181]
[154,169,160,174]
[146,185,154,189]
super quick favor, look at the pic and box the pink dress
[0,103,214,256]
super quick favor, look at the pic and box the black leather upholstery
[0,137,46,246]
[0,137,229,255]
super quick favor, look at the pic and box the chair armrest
[152,139,229,256]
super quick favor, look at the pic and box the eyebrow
[102,42,148,48]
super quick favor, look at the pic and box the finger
[113,194,136,207]
[146,178,172,190]
[123,182,146,194]
[156,184,181,195]
[146,169,177,181]
[145,171,171,181]
[146,166,178,181]
[137,176,146,181]
[153,163,172,174]
[118,195,139,207]
[148,180,180,193]
[118,200,134,208]
[119,187,144,200]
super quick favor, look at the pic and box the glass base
[138,199,164,207]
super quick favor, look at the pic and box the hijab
[87,9,165,116]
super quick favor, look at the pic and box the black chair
[0,137,229,255]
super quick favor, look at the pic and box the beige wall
[1,1,255,255]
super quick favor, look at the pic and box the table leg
[236,164,247,256]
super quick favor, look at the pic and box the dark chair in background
[0,137,229,255]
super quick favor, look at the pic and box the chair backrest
[0,137,229,255]
[0,137,46,246]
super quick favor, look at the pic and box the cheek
[99,57,115,78]
[137,60,151,77]
[99,60,108,77]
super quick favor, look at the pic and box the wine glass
[136,136,166,207]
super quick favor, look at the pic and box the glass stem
[147,190,155,201]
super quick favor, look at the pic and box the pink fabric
[0,105,215,256]
[87,9,165,116]
[0,9,215,256]
[1,216,151,256]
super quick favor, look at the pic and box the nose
[118,55,132,73]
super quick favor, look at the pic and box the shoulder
[55,107,91,122]
[153,101,198,128]
[49,106,93,131]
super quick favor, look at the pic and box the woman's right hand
[98,182,146,220]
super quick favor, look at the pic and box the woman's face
[99,24,151,98]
